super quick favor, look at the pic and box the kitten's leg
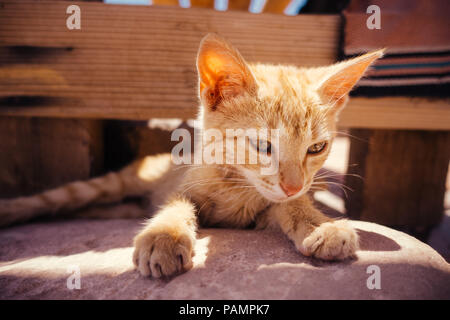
[267,196,359,260]
[133,194,197,278]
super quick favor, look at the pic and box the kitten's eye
[307,141,327,155]
[250,138,271,154]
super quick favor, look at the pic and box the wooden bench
[1,0,449,238]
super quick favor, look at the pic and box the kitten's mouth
[255,182,311,203]
[255,187,294,203]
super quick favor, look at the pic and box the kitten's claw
[133,230,194,278]
[298,220,358,261]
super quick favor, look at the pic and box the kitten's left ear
[197,33,257,111]
[318,49,384,112]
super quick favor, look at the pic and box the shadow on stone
[357,229,402,252]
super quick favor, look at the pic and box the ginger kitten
[0,34,383,278]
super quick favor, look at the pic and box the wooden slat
[0,2,339,62]
[340,97,450,130]
[228,0,251,11]
[153,0,180,5]
[0,1,339,116]
[1,95,449,130]
[345,128,450,237]
[0,1,449,130]
[263,0,292,14]
[190,0,214,8]
[0,117,103,198]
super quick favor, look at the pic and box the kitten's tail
[0,154,173,227]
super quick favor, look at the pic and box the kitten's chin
[265,196,290,203]
[238,168,308,203]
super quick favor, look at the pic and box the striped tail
[0,154,174,227]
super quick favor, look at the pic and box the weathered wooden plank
[0,117,103,198]
[0,1,449,130]
[227,0,251,11]
[0,1,339,116]
[339,97,450,130]
[263,0,292,13]
[1,95,449,130]
[153,0,180,6]
[345,129,450,240]
[190,0,214,8]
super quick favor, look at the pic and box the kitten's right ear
[197,33,257,110]
[318,49,384,113]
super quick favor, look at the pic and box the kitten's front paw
[298,220,358,261]
[133,228,194,278]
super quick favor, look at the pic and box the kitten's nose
[280,182,303,197]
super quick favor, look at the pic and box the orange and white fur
[0,34,383,278]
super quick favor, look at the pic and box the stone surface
[0,218,449,299]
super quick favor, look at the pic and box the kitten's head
[196,33,383,203]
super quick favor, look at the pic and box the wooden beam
[190,0,215,8]
[263,0,292,14]
[1,1,449,130]
[345,129,450,240]
[0,117,103,198]
[0,1,340,117]
[1,95,448,130]
[227,0,251,11]
[340,97,450,131]
[153,0,180,6]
